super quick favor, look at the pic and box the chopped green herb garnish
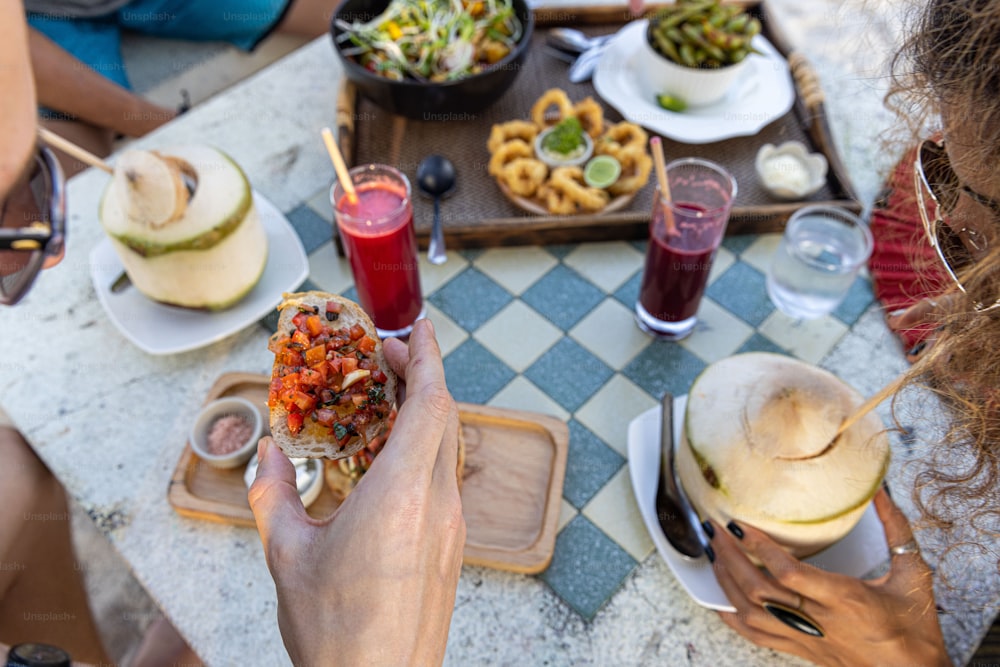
[541,117,584,156]
[333,423,348,440]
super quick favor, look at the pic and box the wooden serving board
[168,372,569,574]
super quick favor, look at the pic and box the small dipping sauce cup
[332,164,425,338]
[766,205,873,320]
[635,158,737,340]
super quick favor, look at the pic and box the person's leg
[40,118,115,178]
[0,422,111,664]
[118,0,326,48]
[27,11,176,175]
[272,0,339,39]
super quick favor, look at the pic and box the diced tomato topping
[299,368,324,386]
[357,336,376,354]
[306,315,324,337]
[291,391,316,412]
[304,344,326,365]
[271,306,393,451]
[280,349,304,367]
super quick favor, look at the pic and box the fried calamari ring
[501,158,548,197]
[608,145,653,196]
[537,184,579,216]
[488,139,533,177]
[597,121,648,155]
[531,88,574,128]
[548,166,610,212]
[571,97,604,139]
[487,120,541,154]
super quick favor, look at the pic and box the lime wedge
[583,155,622,189]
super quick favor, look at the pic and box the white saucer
[626,396,889,611]
[90,191,309,355]
[593,21,796,144]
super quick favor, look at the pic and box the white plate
[90,192,309,355]
[593,21,796,144]
[627,397,889,611]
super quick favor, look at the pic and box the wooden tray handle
[336,79,358,167]
[787,51,824,115]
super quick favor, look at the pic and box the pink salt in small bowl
[189,396,263,469]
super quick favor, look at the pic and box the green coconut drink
[100,145,267,310]
[678,352,890,558]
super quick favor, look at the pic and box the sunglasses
[0,144,65,306]
[913,138,1000,312]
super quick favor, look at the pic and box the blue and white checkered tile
[289,190,860,620]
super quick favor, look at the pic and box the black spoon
[416,155,456,265]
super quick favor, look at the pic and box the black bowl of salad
[331,0,533,119]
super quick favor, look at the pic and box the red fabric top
[867,146,950,349]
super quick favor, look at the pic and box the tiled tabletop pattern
[274,190,875,621]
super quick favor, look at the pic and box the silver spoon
[416,155,456,265]
[546,27,614,55]
[656,392,709,559]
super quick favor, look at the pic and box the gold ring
[761,600,824,638]
[890,539,921,557]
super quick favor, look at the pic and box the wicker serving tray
[336,1,860,248]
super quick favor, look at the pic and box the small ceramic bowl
[755,141,828,200]
[534,127,594,168]
[189,397,263,469]
[243,453,324,509]
[639,31,749,108]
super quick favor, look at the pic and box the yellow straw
[321,127,357,205]
[649,137,677,235]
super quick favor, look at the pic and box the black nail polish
[701,520,715,539]
[907,341,927,357]
[882,480,892,499]
[727,521,744,539]
[705,545,716,563]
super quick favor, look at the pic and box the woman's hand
[707,488,951,667]
[249,319,465,667]
[885,296,953,362]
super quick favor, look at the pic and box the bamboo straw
[649,137,677,235]
[835,372,909,438]
[38,128,113,174]
[320,126,357,205]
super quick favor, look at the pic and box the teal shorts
[28,0,294,90]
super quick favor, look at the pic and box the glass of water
[766,205,873,319]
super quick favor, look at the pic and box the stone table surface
[2,1,995,666]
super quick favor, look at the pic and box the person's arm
[0,0,36,198]
[26,28,176,138]
[707,488,952,667]
[249,319,465,666]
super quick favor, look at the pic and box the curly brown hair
[885,0,1000,546]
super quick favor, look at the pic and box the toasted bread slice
[269,291,396,460]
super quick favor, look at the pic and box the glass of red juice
[332,164,425,338]
[635,158,737,339]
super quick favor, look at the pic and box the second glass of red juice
[635,158,736,340]
[332,164,424,338]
